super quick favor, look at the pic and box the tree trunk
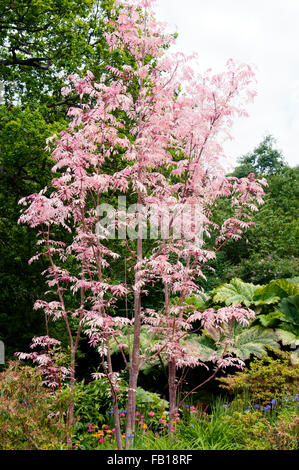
[168,359,177,437]
[125,201,143,449]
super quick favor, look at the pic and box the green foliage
[0,0,115,106]
[178,413,241,450]
[73,378,168,431]
[220,136,298,284]
[198,324,279,361]
[211,278,259,306]
[278,296,299,325]
[223,406,299,450]
[210,278,299,348]
[233,135,286,178]
[211,278,278,306]
[218,350,298,405]
[212,277,299,308]
[0,361,67,450]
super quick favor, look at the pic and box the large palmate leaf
[227,325,279,360]
[251,285,281,305]
[277,296,299,326]
[255,279,299,303]
[188,334,218,362]
[184,293,210,311]
[258,311,284,328]
[212,278,261,306]
[200,324,279,361]
[212,278,298,308]
[275,328,299,347]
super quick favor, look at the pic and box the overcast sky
[155,0,299,170]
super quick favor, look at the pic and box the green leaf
[277,296,299,326]
[184,294,210,311]
[275,328,299,346]
[212,278,261,306]
[227,325,279,360]
[189,334,218,362]
[258,311,284,328]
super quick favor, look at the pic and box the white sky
[155,0,299,170]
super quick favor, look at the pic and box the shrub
[224,408,299,450]
[218,350,298,405]
[0,361,67,450]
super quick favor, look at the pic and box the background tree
[233,135,285,178]
[0,0,124,358]
[201,136,298,289]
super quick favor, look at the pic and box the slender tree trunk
[66,349,76,450]
[106,344,123,450]
[125,282,142,448]
[111,392,122,450]
[125,197,143,449]
[168,359,177,437]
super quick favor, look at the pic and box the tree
[0,0,132,359]
[18,0,267,450]
[221,138,299,284]
[233,135,285,178]
[0,0,115,107]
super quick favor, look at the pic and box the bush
[0,361,67,450]
[73,377,169,444]
[218,350,298,405]
[224,407,299,450]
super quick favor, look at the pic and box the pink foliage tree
[18,0,267,449]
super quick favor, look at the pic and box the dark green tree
[0,0,123,358]
[222,137,298,284]
[233,135,285,178]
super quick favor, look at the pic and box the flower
[262,405,271,411]
[148,411,155,417]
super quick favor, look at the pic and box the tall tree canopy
[219,136,298,284]
[0,0,115,106]
[0,0,120,357]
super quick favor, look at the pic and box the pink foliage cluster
[16,336,70,389]
[16,0,268,446]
